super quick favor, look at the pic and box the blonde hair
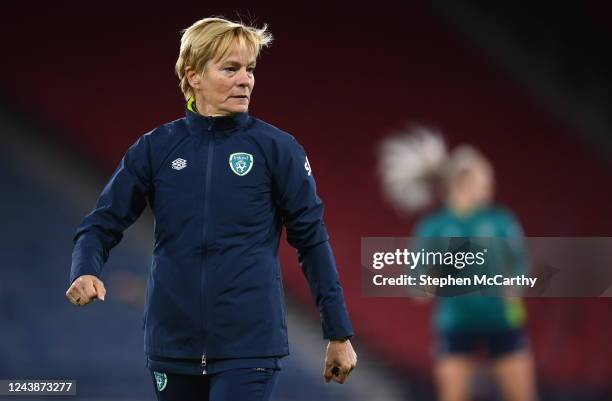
[175,17,273,100]
[378,125,488,213]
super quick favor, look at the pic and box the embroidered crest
[229,153,254,176]
[154,371,167,392]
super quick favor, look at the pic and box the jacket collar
[185,98,250,134]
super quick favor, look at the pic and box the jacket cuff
[70,242,105,284]
[321,301,354,340]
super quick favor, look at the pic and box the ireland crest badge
[153,371,167,392]
[229,152,254,176]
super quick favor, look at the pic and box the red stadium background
[2,1,611,399]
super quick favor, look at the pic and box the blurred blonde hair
[175,17,273,100]
[378,125,488,213]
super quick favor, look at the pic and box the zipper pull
[201,354,207,375]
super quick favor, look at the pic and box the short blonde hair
[175,17,273,100]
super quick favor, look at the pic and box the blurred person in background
[65,17,356,401]
[379,127,537,401]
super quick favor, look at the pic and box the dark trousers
[149,368,279,401]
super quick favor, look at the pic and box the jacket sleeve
[271,136,354,340]
[70,135,152,284]
[499,210,530,277]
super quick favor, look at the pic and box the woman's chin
[228,105,249,114]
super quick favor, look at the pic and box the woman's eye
[247,68,255,73]
[224,67,236,72]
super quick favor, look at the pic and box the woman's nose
[235,69,251,86]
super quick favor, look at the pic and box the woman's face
[190,44,256,116]
[453,160,494,208]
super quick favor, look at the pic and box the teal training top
[412,205,528,333]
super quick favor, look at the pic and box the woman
[65,17,356,401]
[379,127,536,401]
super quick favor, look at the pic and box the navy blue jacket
[70,107,354,369]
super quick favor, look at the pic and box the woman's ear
[186,67,201,90]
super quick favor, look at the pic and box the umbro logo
[171,158,187,170]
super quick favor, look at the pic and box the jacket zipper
[201,121,215,374]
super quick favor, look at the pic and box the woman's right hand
[65,275,106,306]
